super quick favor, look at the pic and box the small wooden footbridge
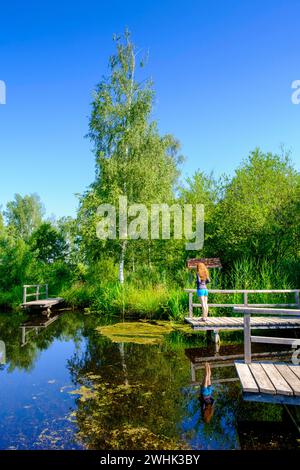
[184,287,300,405]
[184,288,300,341]
[233,306,300,405]
[21,284,64,316]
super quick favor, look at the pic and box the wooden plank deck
[185,316,300,331]
[235,361,300,404]
[235,362,259,393]
[21,298,64,309]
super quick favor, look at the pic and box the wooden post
[213,329,220,344]
[23,286,27,304]
[36,285,40,301]
[244,312,251,364]
[189,292,193,318]
[244,291,248,306]
[191,363,196,382]
[295,290,300,307]
[45,284,49,299]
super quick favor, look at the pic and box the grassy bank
[1,257,298,318]
[61,257,299,320]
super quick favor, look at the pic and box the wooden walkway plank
[248,363,276,394]
[275,365,300,396]
[185,316,300,331]
[227,318,242,324]
[287,364,300,381]
[22,297,64,308]
[260,363,293,396]
[235,361,300,401]
[235,362,259,393]
[226,318,241,325]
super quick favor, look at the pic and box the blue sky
[0,0,299,218]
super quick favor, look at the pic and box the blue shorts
[197,289,208,297]
[201,385,213,397]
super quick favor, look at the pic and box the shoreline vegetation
[0,32,299,315]
[0,257,298,319]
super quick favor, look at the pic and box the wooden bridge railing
[184,289,300,318]
[233,306,300,364]
[23,284,49,304]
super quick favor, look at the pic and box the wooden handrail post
[244,291,248,306]
[295,290,300,307]
[23,286,27,304]
[36,285,40,301]
[45,284,49,299]
[191,363,196,382]
[244,312,251,364]
[189,292,193,318]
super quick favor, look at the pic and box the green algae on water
[96,320,175,345]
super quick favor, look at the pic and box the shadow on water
[0,311,299,450]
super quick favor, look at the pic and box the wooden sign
[187,258,222,269]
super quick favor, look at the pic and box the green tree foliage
[179,171,222,259]
[0,212,5,235]
[0,197,73,308]
[4,193,44,240]
[29,222,68,263]
[78,30,182,282]
[0,236,30,291]
[210,149,299,261]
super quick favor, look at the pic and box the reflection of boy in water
[200,362,214,424]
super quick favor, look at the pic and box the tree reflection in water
[0,312,294,450]
[67,324,244,450]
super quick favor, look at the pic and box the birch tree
[79,30,182,282]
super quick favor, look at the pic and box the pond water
[0,311,299,450]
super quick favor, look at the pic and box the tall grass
[61,256,298,320]
[222,257,293,306]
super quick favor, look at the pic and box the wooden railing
[184,289,300,318]
[23,284,48,304]
[233,306,300,364]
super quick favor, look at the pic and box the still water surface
[0,311,298,450]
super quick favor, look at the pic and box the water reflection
[0,312,298,450]
[20,312,65,346]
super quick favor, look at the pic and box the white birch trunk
[118,45,135,285]
[119,240,127,284]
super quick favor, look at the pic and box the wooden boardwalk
[185,315,300,331]
[235,361,300,405]
[185,288,300,317]
[232,307,300,406]
[21,284,64,313]
[21,298,64,309]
